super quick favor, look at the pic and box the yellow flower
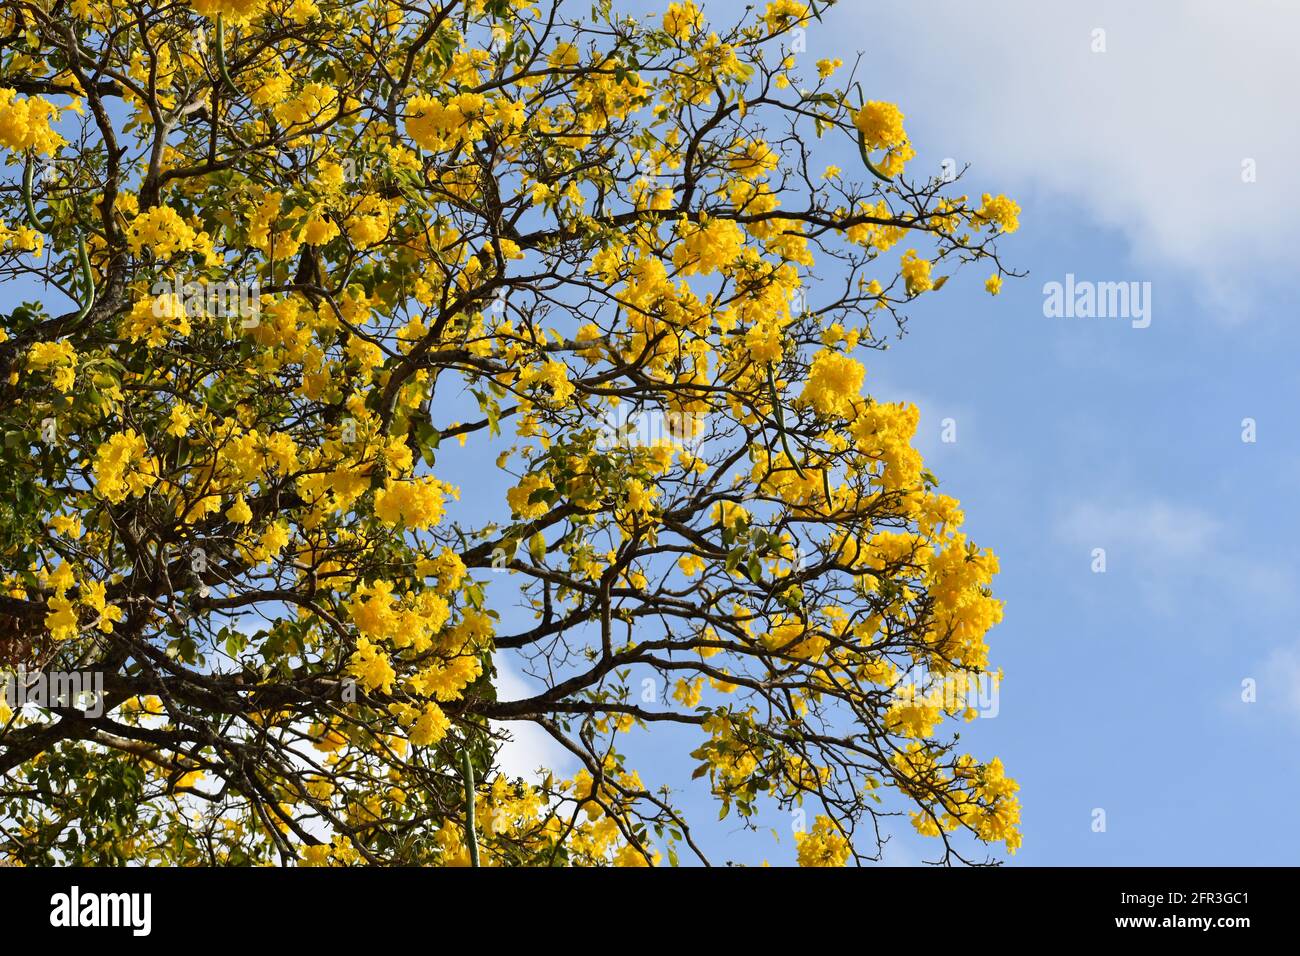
[673,214,746,275]
[672,676,704,707]
[26,340,77,391]
[624,478,658,515]
[548,42,580,69]
[985,274,1002,295]
[167,404,193,437]
[405,92,489,151]
[125,206,205,259]
[506,473,553,519]
[795,815,851,867]
[518,360,575,405]
[373,476,452,530]
[744,320,784,364]
[121,295,191,346]
[26,341,76,369]
[853,101,907,151]
[761,0,810,35]
[189,0,270,27]
[82,580,123,633]
[816,58,843,78]
[92,430,159,504]
[678,553,706,577]
[45,595,79,641]
[47,514,83,539]
[226,494,253,524]
[899,248,934,295]
[853,101,915,177]
[976,193,1020,233]
[799,349,865,418]
[256,521,290,558]
[662,1,702,41]
[347,636,396,694]
[728,138,779,180]
[409,701,451,746]
[0,89,65,155]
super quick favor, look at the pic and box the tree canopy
[0,0,1022,865]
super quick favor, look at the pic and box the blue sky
[14,0,1295,867]
[463,0,1300,865]
[840,0,1300,866]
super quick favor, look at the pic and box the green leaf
[528,531,546,563]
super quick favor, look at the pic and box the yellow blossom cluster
[91,430,161,504]
[795,815,853,867]
[798,348,866,418]
[125,206,213,260]
[26,340,77,393]
[0,88,64,155]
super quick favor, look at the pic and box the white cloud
[836,0,1300,286]
[491,655,576,780]
[1055,495,1294,613]
[1057,499,1221,561]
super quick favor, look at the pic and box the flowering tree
[0,0,1022,866]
